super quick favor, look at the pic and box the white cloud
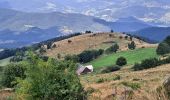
[39,2,57,11]
[160,13,170,24]
[0,40,15,44]
[59,26,73,34]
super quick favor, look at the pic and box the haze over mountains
[0,8,153,48]
[1,0,170,26]
[0,0,170,48]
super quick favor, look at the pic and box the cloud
[39,2,57,11]
[0,40,15,44]
[160,13,170,24]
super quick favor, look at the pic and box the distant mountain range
[134,27,170,42]
[0,8,154,48]
[0,8,170,48]
[1,0,170,26]
[0,27,63,48]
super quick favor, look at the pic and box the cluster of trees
[133,56,170,71]
[157,36,170,55]
[78,49,104,63]
[105,43,119,54]
[1,53,86,99]
[128,41,136,50]
[100,65,120,74]
[65,49,104,63]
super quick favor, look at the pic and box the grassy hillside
[0,57,11,66]
[89,47,158,68]
[45,33,154,58]
[81,64,170,100]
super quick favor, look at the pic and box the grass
[89,47,158,68]
[121,81,141,90]
[0,57,11,84]
[0,57,11,66]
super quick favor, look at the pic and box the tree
[65,55,79,63]
[15,53,86,100]
[1,63,26,88]
[111,30,114,33]
[164,36,170,46]
[105,43,119,54]
[156,42,170,55]
[116,57,127,66]
[133,58,160,71]
[47,42,53,49]
[78,49,103,63]
[128,41,136,50]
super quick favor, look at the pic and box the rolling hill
[45,32,156,59]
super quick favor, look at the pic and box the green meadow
[89,47,158,68]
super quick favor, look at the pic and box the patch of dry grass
[81,64,170,100]
[45,33,155,58]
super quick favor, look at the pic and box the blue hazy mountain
[1,0,170,26]
[0,27,62,48]
[134,27,170,42]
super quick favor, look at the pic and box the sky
[1,0,170,26]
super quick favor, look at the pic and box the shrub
[15,54,86,100]
[156,42,170,55]
[133,58,160,71]
[121,82,141,90]
[116,57,127,66]
[65,55,79,63]
[1,63,26,88]
[128,41,136,50]
[164,36,170,46]
[86,87,96,94]
[68,40,72,43]
[98,49,104,55]
[112,75,121,81]
[111,30,114,33]
[96,78,105,83]
[105,43,119,54]
[52,44,56,48]
[124,36,129,40]
[100,65,120,74]
[78,49,103,63]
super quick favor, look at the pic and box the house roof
[76,64,93,75]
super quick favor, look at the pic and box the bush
[164,36,170,46]
[111,30,114,33]
[65,55,79,63]
[156,42,170,55]
[1,63,26,88]
[15,53,86,100]
[105,43,119,54]
[100,65,120,74]
[128,41,136,50]
[78,49,103,63]
[133,58,160,71]
[116,57,127,66]
[121,82,141,90]
[96,78,105,83]
[86,87,95,94]
[112,75,121,81]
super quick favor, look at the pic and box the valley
[0,1,170,100]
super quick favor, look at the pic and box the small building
[76,64,93,75]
